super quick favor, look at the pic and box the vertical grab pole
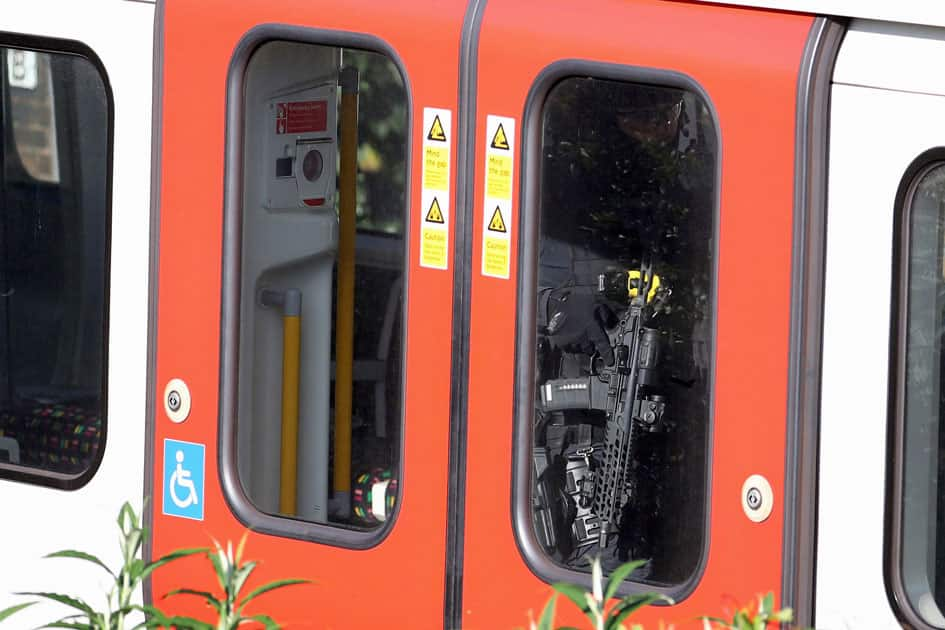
[280,290,302,515]
[333,66,359,516]
[260,288,302,516]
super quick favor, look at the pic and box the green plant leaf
[535,594,557,630]
[37,621,90,629]
[230,562,257,602]
[124,603,171,629]
[606,593,667,630]
[603,560,649,602]
[770,607,793,622]
[0,601,35,623]
[237,579,309,610]
[552,582,592,614]
[161,616,214,630]
[18,592,94,616]
[43,550,117,580]
[235,533,249,566]
[760,592,773,616]
[245,613,279,630]
[164,587,217,601]
[140,547,209,582]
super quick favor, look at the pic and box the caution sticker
[482,115,515,279]
[420,108,452,270]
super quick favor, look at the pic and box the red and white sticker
[276,100,328,134]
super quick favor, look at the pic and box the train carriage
[2,0,945,628]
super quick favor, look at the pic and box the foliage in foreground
[526,556,793,630]
[701,592,793,630]
[527,557,670,630]
[0,502,308,629]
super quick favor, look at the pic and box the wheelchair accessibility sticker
[163,438,205,521]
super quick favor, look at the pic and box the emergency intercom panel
[265,83,337,209]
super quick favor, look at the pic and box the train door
[149,0,464,625]
[818,19,945,629]
[0,1,154,625]
[453,1,820,626]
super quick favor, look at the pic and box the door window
[525,76,717,585]
[229,40,407,534]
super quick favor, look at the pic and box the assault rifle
[539,264,667,550]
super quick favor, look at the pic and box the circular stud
[163,378,191,424]
[741,474,774,523]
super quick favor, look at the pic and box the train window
[892,157,945,627]
[230,40,406,534]
[0,47,111,487]
[524,76,716,588]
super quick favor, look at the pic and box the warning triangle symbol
[427,115,447,142]
[490,123,510,150]
[425,198,445,224]
[488,206,507,233]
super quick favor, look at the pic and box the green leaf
[235,533,249,565]
[37,622,90,629]
[17,592,94,616]
[163,587,218,607]
[760,592,773,616]
[245,613,279,630]
[43,550,116,580]
[125,603,171,629]
[603,560,649,602]
[140,547,208,582]
[161,616,214,630]
[230,562,257,601]
[551,582,592,614]
[237,579,309,609]
[535,594,557,630]
[770,607,793,622]
[606,593,666,630]
[0,601,35,623]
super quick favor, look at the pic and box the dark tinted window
[0,48,110,485]
[528,77,716,586]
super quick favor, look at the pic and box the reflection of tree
[540,77,716,350]
[344,50,407,235]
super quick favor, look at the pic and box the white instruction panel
[481,115,515,279]
[420,108,452,270]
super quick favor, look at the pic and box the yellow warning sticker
[422,228,447,268]
[483,237,510,277]
[426,198,445,224]
[490,123,510,150]
[424,145,449,191]
[488,206,506,232]
[427,115,447,142]
[421,108,452,270]
[487,154,512,199]
[481,115,515,279]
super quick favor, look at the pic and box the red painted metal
[151,0,464,626]
[460,0,811,627]
[153,0,811,626]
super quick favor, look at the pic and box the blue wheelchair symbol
[163,439,205,521]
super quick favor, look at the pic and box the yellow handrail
[333,66,359,514]
[279,309,301,515]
